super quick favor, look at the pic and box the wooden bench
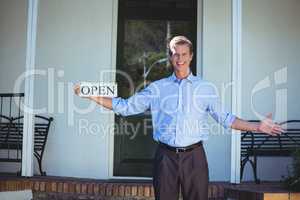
[0,93,53,175]
[240,120,300,183]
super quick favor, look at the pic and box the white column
[108,0,118,179]
[22,0,39,177]
[231,0,242,183]
[196,0,203,76]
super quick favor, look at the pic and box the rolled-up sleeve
[206,90,236,129]
[112,84,154,116]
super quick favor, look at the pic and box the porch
[1,175,299,200]
[0,175,226,200]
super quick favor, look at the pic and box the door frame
[109,0,203,179]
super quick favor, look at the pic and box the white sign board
[79,82,118,97]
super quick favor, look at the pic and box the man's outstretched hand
[257,113,283,136]
[231,113,284,135]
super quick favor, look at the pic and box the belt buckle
[176,147,186,153]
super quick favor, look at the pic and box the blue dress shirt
[112,73,236,147]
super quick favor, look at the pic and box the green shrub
[283,149,300,191]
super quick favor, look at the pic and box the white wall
[0,0,27,93]
[202,0,233,181]
[242,0,300,181]
[202,0,300,182]
[0,0,27,172]
[33,0,116,178]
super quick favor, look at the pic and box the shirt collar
[169,71,199,83]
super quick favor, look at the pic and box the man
[74,36,283,200]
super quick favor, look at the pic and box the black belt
[159,141,202,153]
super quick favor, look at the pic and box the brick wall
[0,176,226,200]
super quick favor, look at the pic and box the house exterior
[0,0,299,184]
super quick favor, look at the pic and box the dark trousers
[153,143,209,200]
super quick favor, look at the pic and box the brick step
[0,176,227,199]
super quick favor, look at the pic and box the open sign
[79,82,118,97]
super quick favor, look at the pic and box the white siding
[203,0,233,181]
[242,0,300,181]
[33,0,116,178]
[0,0,27,173]
[0,0,27,93]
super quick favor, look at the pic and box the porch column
[231,0,242,183]
[22,0,39,177]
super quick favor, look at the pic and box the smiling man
[74,36,283,200]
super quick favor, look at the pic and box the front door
[114,0,198,177]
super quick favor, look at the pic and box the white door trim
[22,0,39,177]
[230,0,242,183]
[196,0,203,77]
[108,0,118,179]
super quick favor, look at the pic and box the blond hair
[168,36,193,56]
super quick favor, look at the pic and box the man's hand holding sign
[74,82,115,110]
